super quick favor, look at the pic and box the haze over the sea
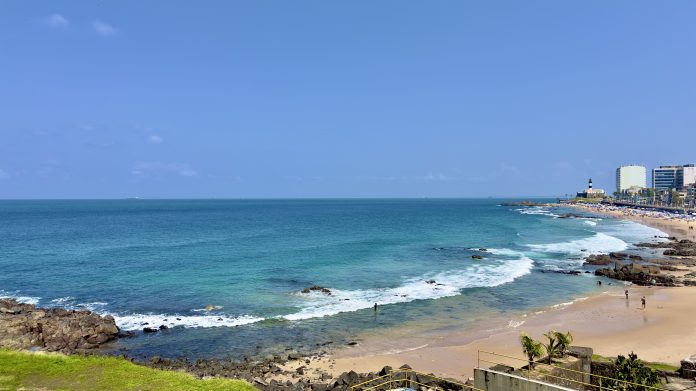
[2,1,696,199]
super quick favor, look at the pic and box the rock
[0,299,119,354]
[399,364,412,370]
[346,341,358,346]
[479,248,488,252]
[159,325,168,330]
[301,285,332,295]
[471,255,483,260]
[680,355,696,379]
[584,254,614,266]
[378,366,393,376]
[253,377,269,387]
[143,327,158,333]
[425,280,436,284]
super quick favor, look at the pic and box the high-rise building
[682,164,696,189]
[652,164,696,191]
[616,165,647,192]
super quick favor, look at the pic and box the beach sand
[290,210,696,381]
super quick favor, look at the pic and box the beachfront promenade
[602,200,696,215]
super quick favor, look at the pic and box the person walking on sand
[641,296,646,309]
[625,289,629,300]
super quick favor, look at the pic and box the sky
[1,1,695,199]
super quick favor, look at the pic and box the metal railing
[349,369,483,391]
[477,350,666,391]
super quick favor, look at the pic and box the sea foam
[526,232,627,255]
[283,256,534,321]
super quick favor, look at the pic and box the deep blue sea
[0,199,666,359]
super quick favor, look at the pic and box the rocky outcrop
[584,253,643,266]
[301,286,332,295]
[0,299,119,354]
[636,239,696,256]
[594,262,677,286]
[144,353,465,391]
[680,355,696,379]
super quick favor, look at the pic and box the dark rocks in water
[301,285,332,295]
[479,248,488,252]
[585,252,643,266]
[595,262,675,286]
[557,213,585,219]
[158,325,168,330]
[425,280,436,285]
[0,298,119,354]
[471,255,484,260]
[143,327,158,333]
[584,254,614,266]
[540,270,581,275]
[637,239,696,256]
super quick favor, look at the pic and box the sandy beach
[293,208,696,381]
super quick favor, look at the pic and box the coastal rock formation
[301,285,332,295]
[594,262,676,286]
[0,299,119,354]
[636,239,696,256]
[143,353,466,391]
[584,253,643,267]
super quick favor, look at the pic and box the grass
[0,349,258,391]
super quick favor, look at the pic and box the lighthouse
[577,178,605,199]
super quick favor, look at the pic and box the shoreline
[296,207,696,381]
[566,202,696,242]
[3,202,696,386]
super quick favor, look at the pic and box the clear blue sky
[1,1,695,198]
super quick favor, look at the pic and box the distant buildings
[576,178,605,198]
[610,163,696,208]
[652,164,696,191]
[616,165,647,192]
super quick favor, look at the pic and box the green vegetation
[592,353,679,373]
[541,331,560,364]
[520,334,543,369]
[611,352,662,390]
[0,349,257,391]
[553,331,573,356]
[521,330,574,365]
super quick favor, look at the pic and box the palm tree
[542,331,560,364]
[520,334,543,369]
[554,331,573,357]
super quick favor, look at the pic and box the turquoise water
[0,199,665,358]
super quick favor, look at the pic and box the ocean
[0,199,666,359]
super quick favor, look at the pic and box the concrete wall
[474,368,576,391]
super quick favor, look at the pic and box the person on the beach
[625,289,628,300]
[373,303,378,312]
[597,280,602,286]
[641,296,646,309]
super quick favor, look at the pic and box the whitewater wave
[584,220,598,226]
[112,313,265,330]
[283,256,534,321]
[527,232,627,255]
[515,207,560,218]
[0,290,40,305]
